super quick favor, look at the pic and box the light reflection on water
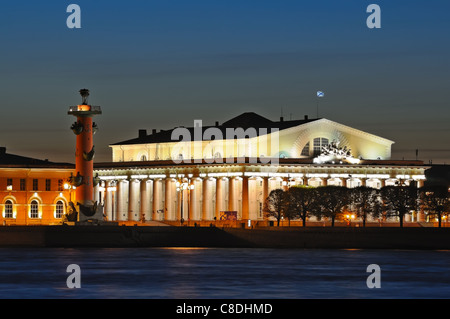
[0,248,449,299]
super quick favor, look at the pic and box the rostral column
[68,89,103,222]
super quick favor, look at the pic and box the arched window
[4,200,13,218]
[140,155,147,161]
[30,200,39,219]
[301,142,310,156]
[55,201,64,219]
[313,138,329,156]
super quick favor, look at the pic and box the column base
[75,200,105,222]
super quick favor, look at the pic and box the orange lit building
[0,147,74,225]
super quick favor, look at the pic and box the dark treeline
[263,185,450,227]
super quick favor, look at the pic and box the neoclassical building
[95,113,429,226]
[0,147,74,225]
[110,112,394,163]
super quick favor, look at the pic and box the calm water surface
[0,248,449,299]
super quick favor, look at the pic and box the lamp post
[345,214,355,226]
[64,182,76,203]
[176,179,195,226]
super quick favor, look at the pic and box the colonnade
[93,172,426,223]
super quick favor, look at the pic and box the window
[30,200,39,219]
[58,179,63,191]
[55,201,64,219]
[140,155,147,161]
[313,138,329,156]
[46,179,51,191]
[301,142,310,156]
[33,179,38,191]
[7,179,12,187]
[20,179,26,191]
[4,200,13,218]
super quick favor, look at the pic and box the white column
[116,180,128,221]
[189,178,201,221]
[105,181,113,221]
[153,179,163,221]
[203,177,215,220]
[202,178,208,220]
[179,187,187,222]
[165,178,177,221]
[242,176,249,221]
[262,177,269,205]
[248,177,259,221]
[237,178,243,220]
[215,177,225,220]
[140,179,152,221]
[93,183,100,204]
[228,177,235,212]
[128,179,140,221]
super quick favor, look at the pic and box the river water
[0,248,449,299]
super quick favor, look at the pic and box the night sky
[0,1,448,164]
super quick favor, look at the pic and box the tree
[315,186,349,227]
[263,189,287,227]
[420,185,450,227]
[349,186,382,227]
[282,190,297,227]
[381,185,418,227]
[286,186,317,227]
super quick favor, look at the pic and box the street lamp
[64,182,76,202]
[176,179,195,225]
[345,214,355,226]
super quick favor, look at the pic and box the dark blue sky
[0,0,449,163]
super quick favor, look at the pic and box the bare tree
[263,189,287,227]
[420,185,450,227]
[349,186,382,227]
[286,186,317,227]
[315,186,349,227]
[381,185,418,227]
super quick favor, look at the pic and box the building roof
[0,147,74,169]
[111,112,319,146]
[94,158,428,170]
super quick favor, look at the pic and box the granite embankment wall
[0,226,449,249]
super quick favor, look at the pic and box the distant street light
[176,179,195,225]
[345,214,355,226]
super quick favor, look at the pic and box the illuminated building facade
[95,113,429,226]
[0,147,74,225]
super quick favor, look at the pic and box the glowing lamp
[77,105,91,111]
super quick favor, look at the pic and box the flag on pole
[317,91,325,97]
